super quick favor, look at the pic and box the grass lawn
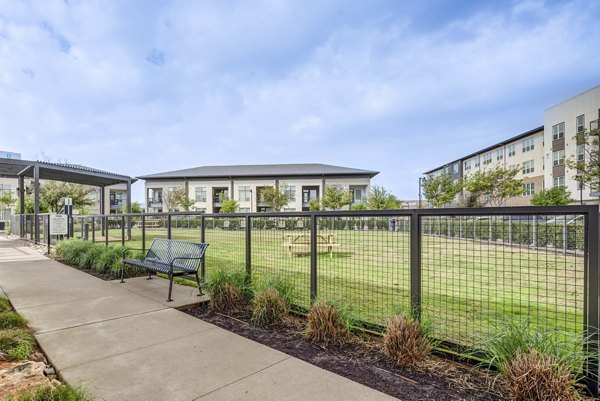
[88,225,583,347]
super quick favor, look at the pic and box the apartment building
[423,85,600,206]
[138,164,379,213]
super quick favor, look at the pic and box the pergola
[0,157,135,241]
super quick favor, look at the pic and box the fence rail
[9,206,600,394]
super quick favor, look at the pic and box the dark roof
[0,158,135,187]
[138,163,379,180]
[423,125,544,175]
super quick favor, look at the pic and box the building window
[553,176,565,187]
[194,187,207,202]
[284,185,296,202]
[507,144,516,157]
[577,144,585,162]
[522,160,534,174]
[238,186,251,202]
[483,153,492,165]
[496,149,503,160]
[0,184,12,197]
[523,183,535,196]
[552,149,565,166]
[552,122,565,141]
[522,137,534,152]
[452,163,458,173]
[239,207,251,213]
[464,160,471,171]
[474,156,480,168]
[577,115,585,133]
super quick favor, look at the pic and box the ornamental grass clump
[0,311,28,330]
[383,315,432,367]
[204,268,251,312]
[250,288,288,328]
[480,318,586,401]
[305,300,354,345]
[8,384,95,401]
[0,328,35,361]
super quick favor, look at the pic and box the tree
[308,199,321,211]
[220,199,239,213]
[463,167,524,207]
[259,185,291,212]
[367,186,401,210]
[39,181,94,213]
[171,189,195,211]
[0,193,15,210]
[162,188,182,212]
[566,128,600,191]
[321,185,352,210]
[120,201,143,214]
[421,172,462,208]
[531,187,574,206]
[350,203,367,211]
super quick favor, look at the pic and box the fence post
[167,214,172,239]
[104,216,109,247]
[246,215,251,281]
[47,215,51,254]
[91,217,95,242]
[585,210,599,396]
[310,213,318,303]
[200,216,206,281]
[121,215,125,246]
[410,210,422,320]
[141,214,146,253]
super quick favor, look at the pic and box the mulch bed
[184,303,507,401]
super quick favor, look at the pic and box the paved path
[0,239,395,401]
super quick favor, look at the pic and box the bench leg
[120,264,125,283]
[167,274,173,302]
[195,272,203,296]
[147,271,153,280]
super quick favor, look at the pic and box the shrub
[56,239,91,265]
[8,384,95,401]
[383,315,432,367]
[305,300,354,345]
[80,244,105,269]
[257,276,298,307]
[0,328,35,360]
[480,318,587,400]
[250,288,288,328]
[204,268,251,312]
[0,311,28,329]
[92,246,123,276]
[503,350,580,401]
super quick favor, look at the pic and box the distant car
[546,215,584,225]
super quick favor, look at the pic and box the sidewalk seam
[192,356,291,400]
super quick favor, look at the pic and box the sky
[1,0,600,203]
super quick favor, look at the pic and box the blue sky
[1,0,599,203]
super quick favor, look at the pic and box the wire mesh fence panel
[142,215,169,249]
[251,216,312,310]
[316,215,411,327]
[203,216,246,274]
[420,213,585,349]
[170,215,203,244]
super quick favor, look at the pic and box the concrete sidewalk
[0,239,395,401]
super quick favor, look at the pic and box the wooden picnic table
[283,233,340,258]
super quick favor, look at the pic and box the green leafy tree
[162,188,183,212]
[422,172,462,208]
[530,187,574,206]
[0,193,15,210]
[367,186,401,210]
[566,128,600,191]
[220,199,239,213]
[171,189,195,211]
[350,203,367,211]
[464,167,524,207]
[120,201,143,214]
[308,199,321,211]
[321,185,352,210]
[259,185,291,212]
[39,181,94,213]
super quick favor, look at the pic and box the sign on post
[49,215,68,236]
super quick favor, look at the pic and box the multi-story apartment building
[138,164,378,213]
[424,85,600,206]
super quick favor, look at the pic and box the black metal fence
[11,206,600,393]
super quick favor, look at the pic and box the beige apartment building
[424,85,600,207]
[138,164,379,213]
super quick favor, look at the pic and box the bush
[250,288,288,328]
[204,268,251,312]
[305,300,354,345]
[80,245,105,269]
[8,384,94,401]
[0,311,28,329]
[0,328,35,360]
[480,318,587,400]
[383,315,432,367]
[92,246,123,275]
[504,350,580,401]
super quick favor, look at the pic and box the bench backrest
[146,238,208,271]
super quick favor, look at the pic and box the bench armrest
[122,247,147,259]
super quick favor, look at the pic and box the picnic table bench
[122,238,208,302]
[283,233,340,258]
[142,220,161,228]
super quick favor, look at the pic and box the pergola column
[100,186,106,236]
[33,163,40,243]
[126,179,132,240]
[18,175,25,238]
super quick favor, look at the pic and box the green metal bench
[122,238,208,302]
